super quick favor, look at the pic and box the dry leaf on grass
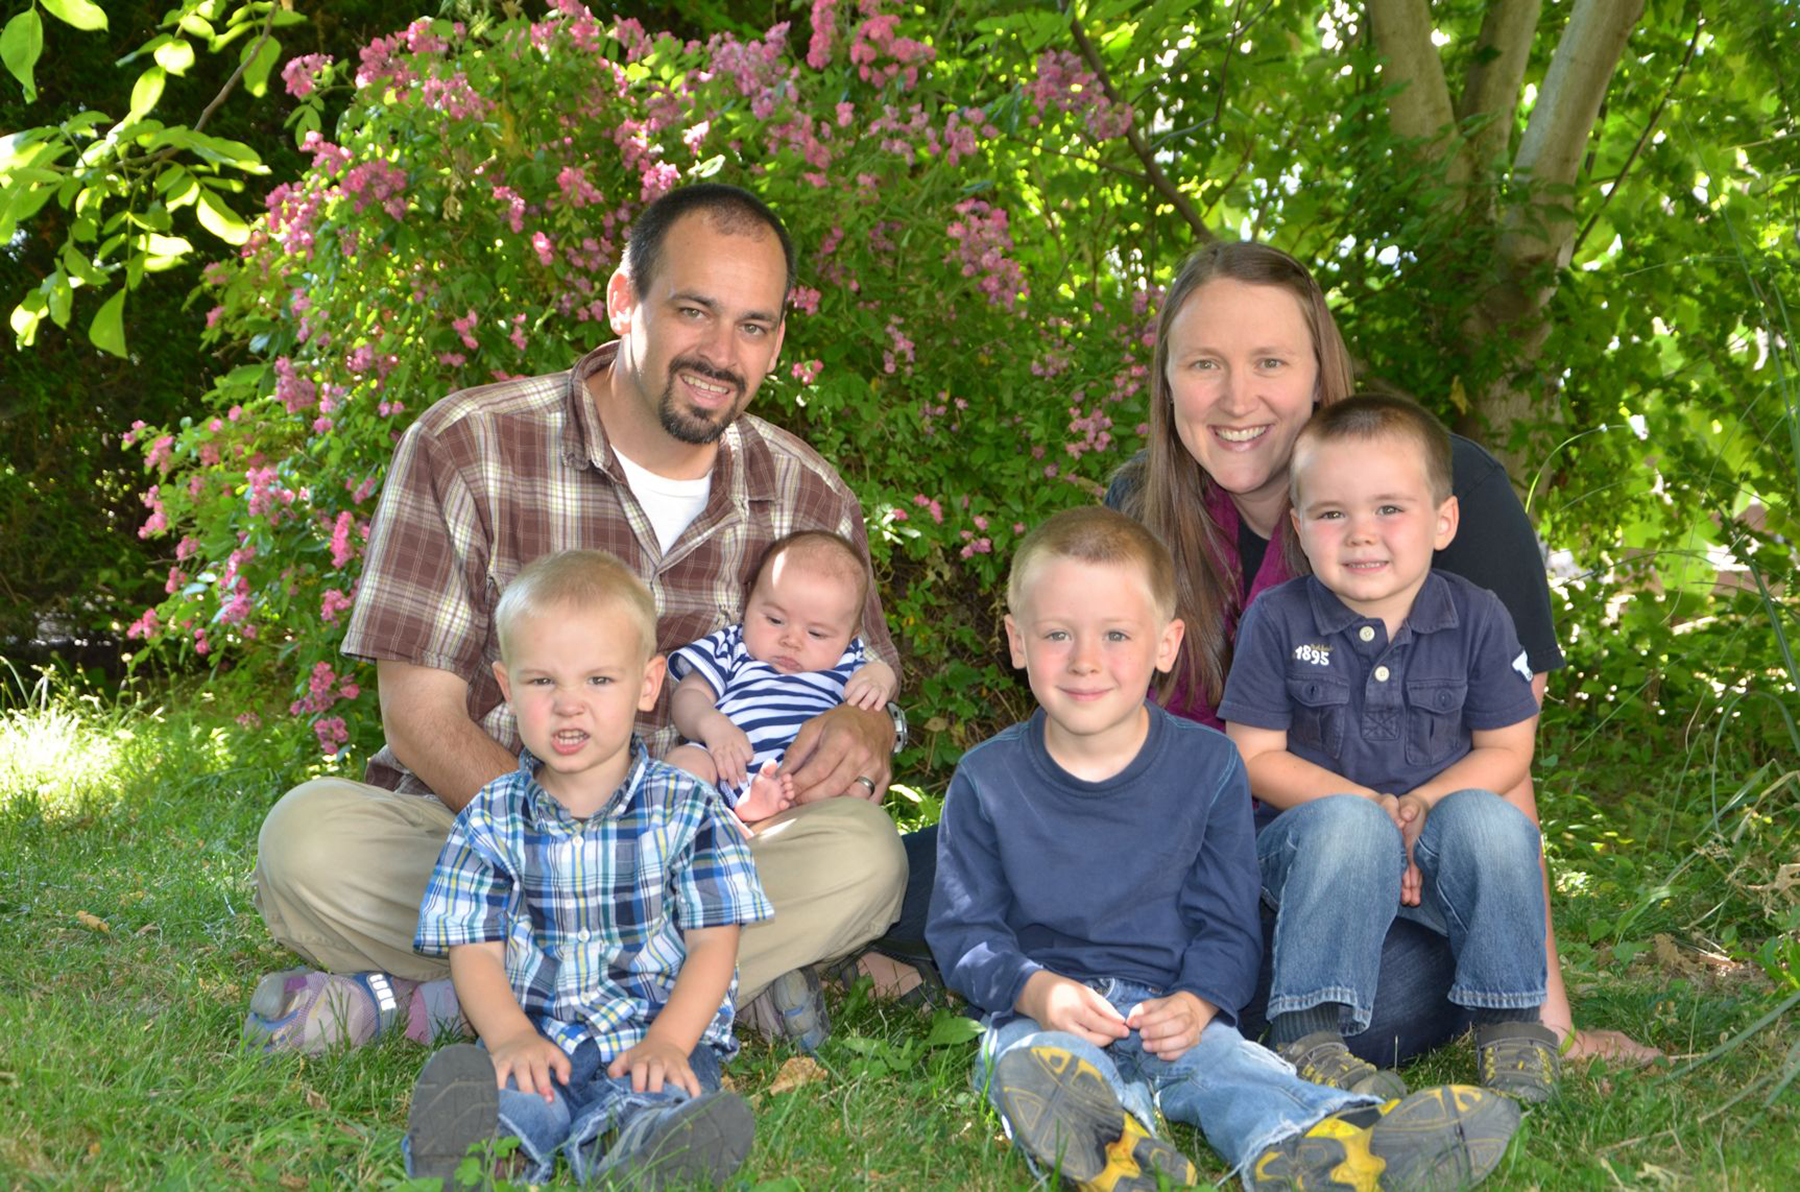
[767,1055,827,1095]
[305,1088,328,1111]
[75,911,109,933]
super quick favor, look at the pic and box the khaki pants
[253,778,907,1001]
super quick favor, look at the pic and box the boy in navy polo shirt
[1221,395,1557,1104]
[931,506,1520,1191]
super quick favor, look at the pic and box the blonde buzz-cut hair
[494,549,659,664]
[1007,506,1178,624]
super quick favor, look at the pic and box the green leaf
[46,270,72,328]
[196,188,250,245]
[127,66,167,124]
[241,34,280,98]
[60,243,104,285]
[154,38,195,76]
[88,287,125,356]
[10,291,47,347]
[2,10,44,102]
[923,1011,983,1049]
[40,0,108,33]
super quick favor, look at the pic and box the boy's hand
[488,1029,571,1102]
[607,1035,701,1096]
[1394,793,1430,907]
[700,716,755,789]
[1126,991,1215,1062]
[1017,971,1129,1048]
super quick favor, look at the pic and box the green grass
[2,679,1798,1189]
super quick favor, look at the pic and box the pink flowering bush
[125,3,1173,771]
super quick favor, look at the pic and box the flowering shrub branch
[117,1,1172,762]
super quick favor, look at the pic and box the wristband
[885,700,908,754]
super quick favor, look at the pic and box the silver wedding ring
[853,775,877,795]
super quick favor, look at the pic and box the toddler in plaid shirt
[402,549,773,1187]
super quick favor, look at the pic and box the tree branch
[1457,0,1541,169]
[1572,14,1702,258]
[1366,0,1469,188]
[193,8,278,135]
[1068,16,1215,244]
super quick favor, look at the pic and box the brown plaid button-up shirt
[344,342,900,798]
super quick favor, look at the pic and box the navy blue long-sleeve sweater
[926,703,1262,1024]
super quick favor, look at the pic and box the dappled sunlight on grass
[0,699,142,819]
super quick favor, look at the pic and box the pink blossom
[945,199,1027,311]
[320,588,354,624]
[790,359,824,385]
[342,159,409,220]
[808,0,838,69]
[329,511,360,569]
[556,166,604,209]
[282,53,333,99]
[126,608,160,640]
[532,231,555,266]
[139,486,167,538]
[790,286,822,316]
[639,161,680,203]
[236,712,262,730]
[313,716,350,755]
[490,185,526,233]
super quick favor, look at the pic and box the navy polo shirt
[1219,571,1541,807]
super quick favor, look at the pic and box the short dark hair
[624,183,796,299]
[749,530,870,613]
[1291,393,1454,506]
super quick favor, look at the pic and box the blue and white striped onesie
[668,623,866,808]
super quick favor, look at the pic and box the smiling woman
[1107,239,1659,1074]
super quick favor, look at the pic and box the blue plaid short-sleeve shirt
[414,741,774,1059]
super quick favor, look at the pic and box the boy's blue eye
[1105,630,1130,642]
[1378,504,1403,516]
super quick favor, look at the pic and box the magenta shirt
[1164,486,1296,729]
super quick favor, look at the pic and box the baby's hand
[700,718,755,789]
[488,1030,570,1102]
[842,660,897,712]
[607,1035,700,1096]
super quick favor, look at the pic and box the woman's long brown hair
[1114,242,1356,706]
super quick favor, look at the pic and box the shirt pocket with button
[1284,674,1350,757]
[1403,678,1469,768]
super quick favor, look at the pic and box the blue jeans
[494,1039,725,1185]
[1256,789,1547,1042]
[977,978,1374,1175]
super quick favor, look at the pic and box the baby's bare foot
[734,760,793,825]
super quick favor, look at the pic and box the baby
[667,530,898,830]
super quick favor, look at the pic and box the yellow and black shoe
[1248,1084,1520,1191]
[993,1044,1198,1190]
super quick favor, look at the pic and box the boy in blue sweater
[928,506,1519,1190]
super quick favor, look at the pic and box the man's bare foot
[850,952,924,1001]
[1563,1027,1663,1066]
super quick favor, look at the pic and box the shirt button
[1374,666,1391,682]
[1358,626,1375,642]
[577,929,590,942]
